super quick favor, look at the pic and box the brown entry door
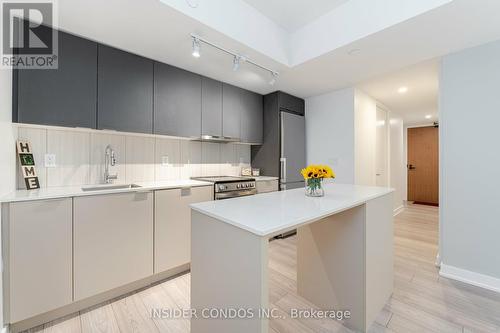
[408,126,439,205]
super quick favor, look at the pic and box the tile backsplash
[16,126,251,189]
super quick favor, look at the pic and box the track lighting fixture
[192,37,200,58]
[233,55,240,71]
[269,72,278,85]
[190,33,278,82]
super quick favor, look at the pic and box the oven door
[215,189,257,200]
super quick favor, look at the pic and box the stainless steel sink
[81,184,142,192]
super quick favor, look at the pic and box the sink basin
[81,184,142,192]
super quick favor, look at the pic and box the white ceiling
[242,0,350,32]
[359,59,439,126]
[54,0,500,102]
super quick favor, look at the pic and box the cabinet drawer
[256,180,279,194]
[5,199,72,323]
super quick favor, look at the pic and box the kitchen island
[190,183,394,333]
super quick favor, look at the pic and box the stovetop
[191,176,255,183]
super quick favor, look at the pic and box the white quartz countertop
[191,183,394,237]
[1,179,213,203]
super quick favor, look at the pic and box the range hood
[194,135,240,143]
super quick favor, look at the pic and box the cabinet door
[98,45,153,134]
[15,30,97,128]
[155,186,212,273]
[278,91,305,115]
[6,199,72,323]
[154,63,202,137]
[74,192,153,301]
[222,83,242,139]
[256,180,279,194]
[201,77,222,137]
[240,90,263,144]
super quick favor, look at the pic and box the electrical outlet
[45,154,56,168]
[161,155,169,166]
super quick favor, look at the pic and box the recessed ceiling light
[398,86,408,94]
[192,38,200,58]
[425,115,432,119]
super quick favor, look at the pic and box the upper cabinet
[15,30,98,128]
[278,91,305,115]
[222,83,243,140]
[97,45,153,134]
[201,77,223,137]
[12,26,264,143]
[154,63,202,138]
[240,90,263,144]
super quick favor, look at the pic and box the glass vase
[305,178,324,197]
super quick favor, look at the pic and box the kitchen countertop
[252,176,279,181]
[0,179,213,203]
[191,183,394,237]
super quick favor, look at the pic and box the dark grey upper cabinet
[201,77,222,137]
[154,63,201,137]
[240,90,263,144]
[15,30,97,128]
[278,91,305,115]
[222,84,242,139]
[97,45,153,134]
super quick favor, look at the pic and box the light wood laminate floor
[23,204,500,333]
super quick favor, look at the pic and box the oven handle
[215,189,257,200]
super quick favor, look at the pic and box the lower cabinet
[73,192,153,301]
[4,199,72,323]
[155,186,213,273]
[256,180,279,194]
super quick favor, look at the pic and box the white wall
[354,89,376,186]
[389,115,405,211]
[0,68,16,327]
[440,39,500,284]
[16,125,251,189]
[305,88,355,184]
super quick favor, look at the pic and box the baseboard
[440,264,500,294]
[393,205,404,216]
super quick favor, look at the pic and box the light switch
[161,156,169,166]
[45,154,56,168]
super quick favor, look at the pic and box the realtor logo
[1,0,58,69]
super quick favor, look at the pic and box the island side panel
[191,210,269,333]
[297,205,367,331]
[365,193,394,327]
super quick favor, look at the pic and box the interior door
[407,126,439,205]
[281,112,305,184]
[375,107,389,187]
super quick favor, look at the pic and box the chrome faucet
[104,144,118,184]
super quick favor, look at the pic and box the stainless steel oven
[191,176,257,200]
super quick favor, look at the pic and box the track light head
[192,37,201,58]
[233,55,241,71]
[269,72,278,85]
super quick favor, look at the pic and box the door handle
[280,158,287,182]
[408,164,416,170]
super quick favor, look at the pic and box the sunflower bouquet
[301,165,335,197]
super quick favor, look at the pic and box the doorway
[407,126,439,206]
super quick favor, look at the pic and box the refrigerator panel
[281,112,306,184]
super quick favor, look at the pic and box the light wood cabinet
[73,192,153,301]
[3,199,72,323]
[154,186,212,273]
[256,180,279,194]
